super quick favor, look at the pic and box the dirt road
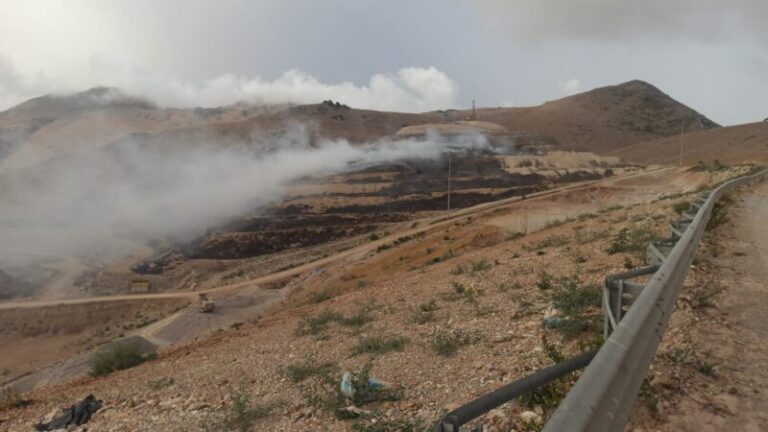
[655,181,768,431]
[0,166,672,312]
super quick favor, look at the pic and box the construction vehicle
[198,293,215,313]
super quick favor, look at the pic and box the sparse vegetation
[0,387,28,411]
[411,300,438,324]
[351,418,425,432]
[550,276,602,339]
[524,234,570,251]
[469,259,492,273]
[90,342,156,377]
[148,377,175,390]
[309,290,332,303]
[295,304,376,337]
[352,336,409,356]
[606,223,656,257]
[428,327,476,356]
[284,356,338,383]
[302,363,402,419]
[536,271,554,290]
[210,383,275,432]
[672,201,691,215]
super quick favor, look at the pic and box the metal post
[447,154,452,210]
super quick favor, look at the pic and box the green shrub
[89,342,155,377]
[428,327,475,357]
[302,363,401,419]
[469,259,491,273]
[352,336,409,356]
[536,271,554,290]
[213,383,274,432]
[284,356,338,383]
[295,310,343,336]
[524,235,570,251]
[550,277,601,339]
[606,224,656,257]
[295,304,375,337]
[411,300,438,324]
[672,201,691,215]
[0,387,28,411]
[310,290,332,303]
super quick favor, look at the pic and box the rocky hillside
[613,120,768,165]
[461,80,719,154]
[0,80,721,171]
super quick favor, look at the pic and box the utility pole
[447,154,452,210]
[472,99,476,120]
[679,120,685,167]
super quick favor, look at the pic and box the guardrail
[433,168,767,432]
[544,167,768,432]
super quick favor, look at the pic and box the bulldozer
[198,293,215,313]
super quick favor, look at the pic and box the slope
[612,120,768,165]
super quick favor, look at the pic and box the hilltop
[0,80,722,170]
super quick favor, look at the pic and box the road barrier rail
[434,167,767,432]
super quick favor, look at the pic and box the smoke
[0,53,458,113]
[0,128,490,262]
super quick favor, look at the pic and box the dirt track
[0,167,670,312]
[653,182,768,431]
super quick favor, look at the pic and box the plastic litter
[34,394,102,431]
[542,316,564,329]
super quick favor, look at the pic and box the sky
[0,0,767,125]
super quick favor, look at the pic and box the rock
[519,410,542,424]
[189,402,210,411]
[444,401,462,412]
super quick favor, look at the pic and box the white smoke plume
[0,53,458,113]
[0,130,489,262]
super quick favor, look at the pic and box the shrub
[212,383,274,432]
[352,336,409,356]
[550,277,602,339]
[672,201,691,215]
[469,259,491,273]
[310,290,332,303]
[411,300,438,324]
[0,387,28,411]
[284,356,338,383]
[148,377,175,390]
[536,271,554,290]
[606,224,656,257]
[302,363,401,418]
[295,304,375,336]
[90,342,155,377]
[519,378,570,410]
[295,310,343,336]
[428,327,475,357]
[524,235,570,251]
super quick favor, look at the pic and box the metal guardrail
[433,168,767,432]
[544,168,768,432]
[435,351,596,432]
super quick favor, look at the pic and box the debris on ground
[33,394,102,431]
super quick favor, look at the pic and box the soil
[628,180,768,431]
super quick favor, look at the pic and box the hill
[462,80,719,153]
[612,120,768,165]
[0,80,721,172]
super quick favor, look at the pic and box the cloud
[561,78,582,96]
[473,0,768,46]
[0,53,459,113]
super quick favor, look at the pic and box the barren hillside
[613,120,768,165]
